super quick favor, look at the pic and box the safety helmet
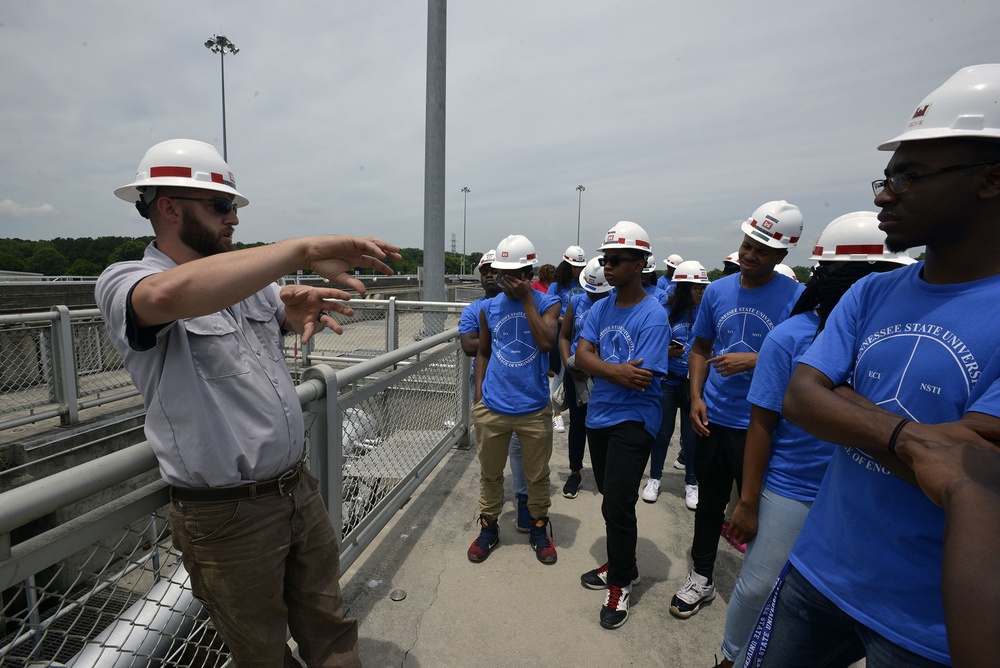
[115,139,249,214]
[579,256,612,293]
[663,253,683,268]
[879,64,1000,151]
[562,245,587,267]
[671,260,710,285]
[774,264,799,282]
[643,255,657,273]
[740,200,802,250]
[810,211,916,266]
[492,235,539,269]
[597,220,652,254]
[724,252,740,266]
[478,249,497,269]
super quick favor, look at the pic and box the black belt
[170,465,301,503]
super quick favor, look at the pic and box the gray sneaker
[669,571,716,618]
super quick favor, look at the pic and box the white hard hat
[672,260,711,284]
[492,235,539,269]
[115,139,248,210]
[810,211,916,266]
[663,253,683,268]
[724,252,740,266]
[643,255,657,273]
[562,245,587,266]
[879,64,1000,151]
[597,220,652,254]
[741,200,803,250]
[774,264,799,282]
[579,256,612,293]
[478,249,497,269]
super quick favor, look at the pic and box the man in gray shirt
[97,138,400,667]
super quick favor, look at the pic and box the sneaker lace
[606,585,624,610]
[531,517,555,547]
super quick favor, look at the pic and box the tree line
[0,237,484,277]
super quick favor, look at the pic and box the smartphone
[670,340,684,349]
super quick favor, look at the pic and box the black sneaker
[581,562,641,590]
[599,583,631,629]
[467,515,499,563]
[562,472,582,499]
[528,516,557,564]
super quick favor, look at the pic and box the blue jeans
[648,379,696,484]
[722,487,812,663]
[750,565,949,668]
[508,432,527,497]
[587,421,653,586]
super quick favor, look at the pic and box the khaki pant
[473,402,553,520]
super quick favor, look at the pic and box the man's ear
[978,163,1000,200]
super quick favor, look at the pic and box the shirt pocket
[243,299,285,362]
[184,315,252,379]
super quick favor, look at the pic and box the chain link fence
[2,322,470,666]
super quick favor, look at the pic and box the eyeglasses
[168,196,239,215]
[871,161,995,197]
[597,255,638,267]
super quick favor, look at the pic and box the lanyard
[742,561,791,668]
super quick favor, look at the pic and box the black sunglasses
[169,196,238,215]
[598,255,639,268]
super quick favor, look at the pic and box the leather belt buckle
[277,466,299,496]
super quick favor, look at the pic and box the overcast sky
[2,1,998,271]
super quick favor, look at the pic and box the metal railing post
[50,305,79,425]
[387,296,398,353]
[301,364,343,536]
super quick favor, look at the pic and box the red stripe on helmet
[150,166,192,178]
[635,239,650,249]
[211,172,226,184]
[835,243,885,254]
[526,253,536,261]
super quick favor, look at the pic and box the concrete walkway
[341,422,747,667]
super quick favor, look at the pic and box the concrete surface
[341,422,747,668]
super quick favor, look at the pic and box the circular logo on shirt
[599,325,636,363]
[493,311,540,368]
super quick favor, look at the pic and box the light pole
[204,34,239,162]
[461,187,471,275]
[575,184,586,245]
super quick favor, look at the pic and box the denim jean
[508,432,527,497]
[169,470,360,667]
[722,487,812,663]
[563,370,589,471]
[648,379,696,484]
[587,421,653,586]
[751,565,949,668]
[692,423,746,579]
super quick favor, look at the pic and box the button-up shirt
[96,242,304,487]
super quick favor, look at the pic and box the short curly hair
[537,263,556,284]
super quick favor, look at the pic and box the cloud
[0,199,55,218]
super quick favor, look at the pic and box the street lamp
[461,187,471,276]
[204,34,239,161]
[575,185,586,245]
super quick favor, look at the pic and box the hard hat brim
[115,179,249,208]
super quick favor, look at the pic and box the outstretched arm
[131,235,401,327]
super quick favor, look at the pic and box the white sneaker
[684,484,698,511]
[600,583,631,629]
[553,415,565,432]
[641,478,660,503]
[672,456,685,470]
[669,571,716,619]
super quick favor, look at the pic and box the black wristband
[887,418,911,456]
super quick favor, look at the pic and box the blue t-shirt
[548,281,584,317]
[746,311,832,501]
[790,263,1000,664]
[656,276,677,301]
[666,306,698,382]
[644,284,670,307]
[582,294,671,437]
[691,273,803,429]
[567,291,602,356]
[460,296,487,379]
[480,290,561,416]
